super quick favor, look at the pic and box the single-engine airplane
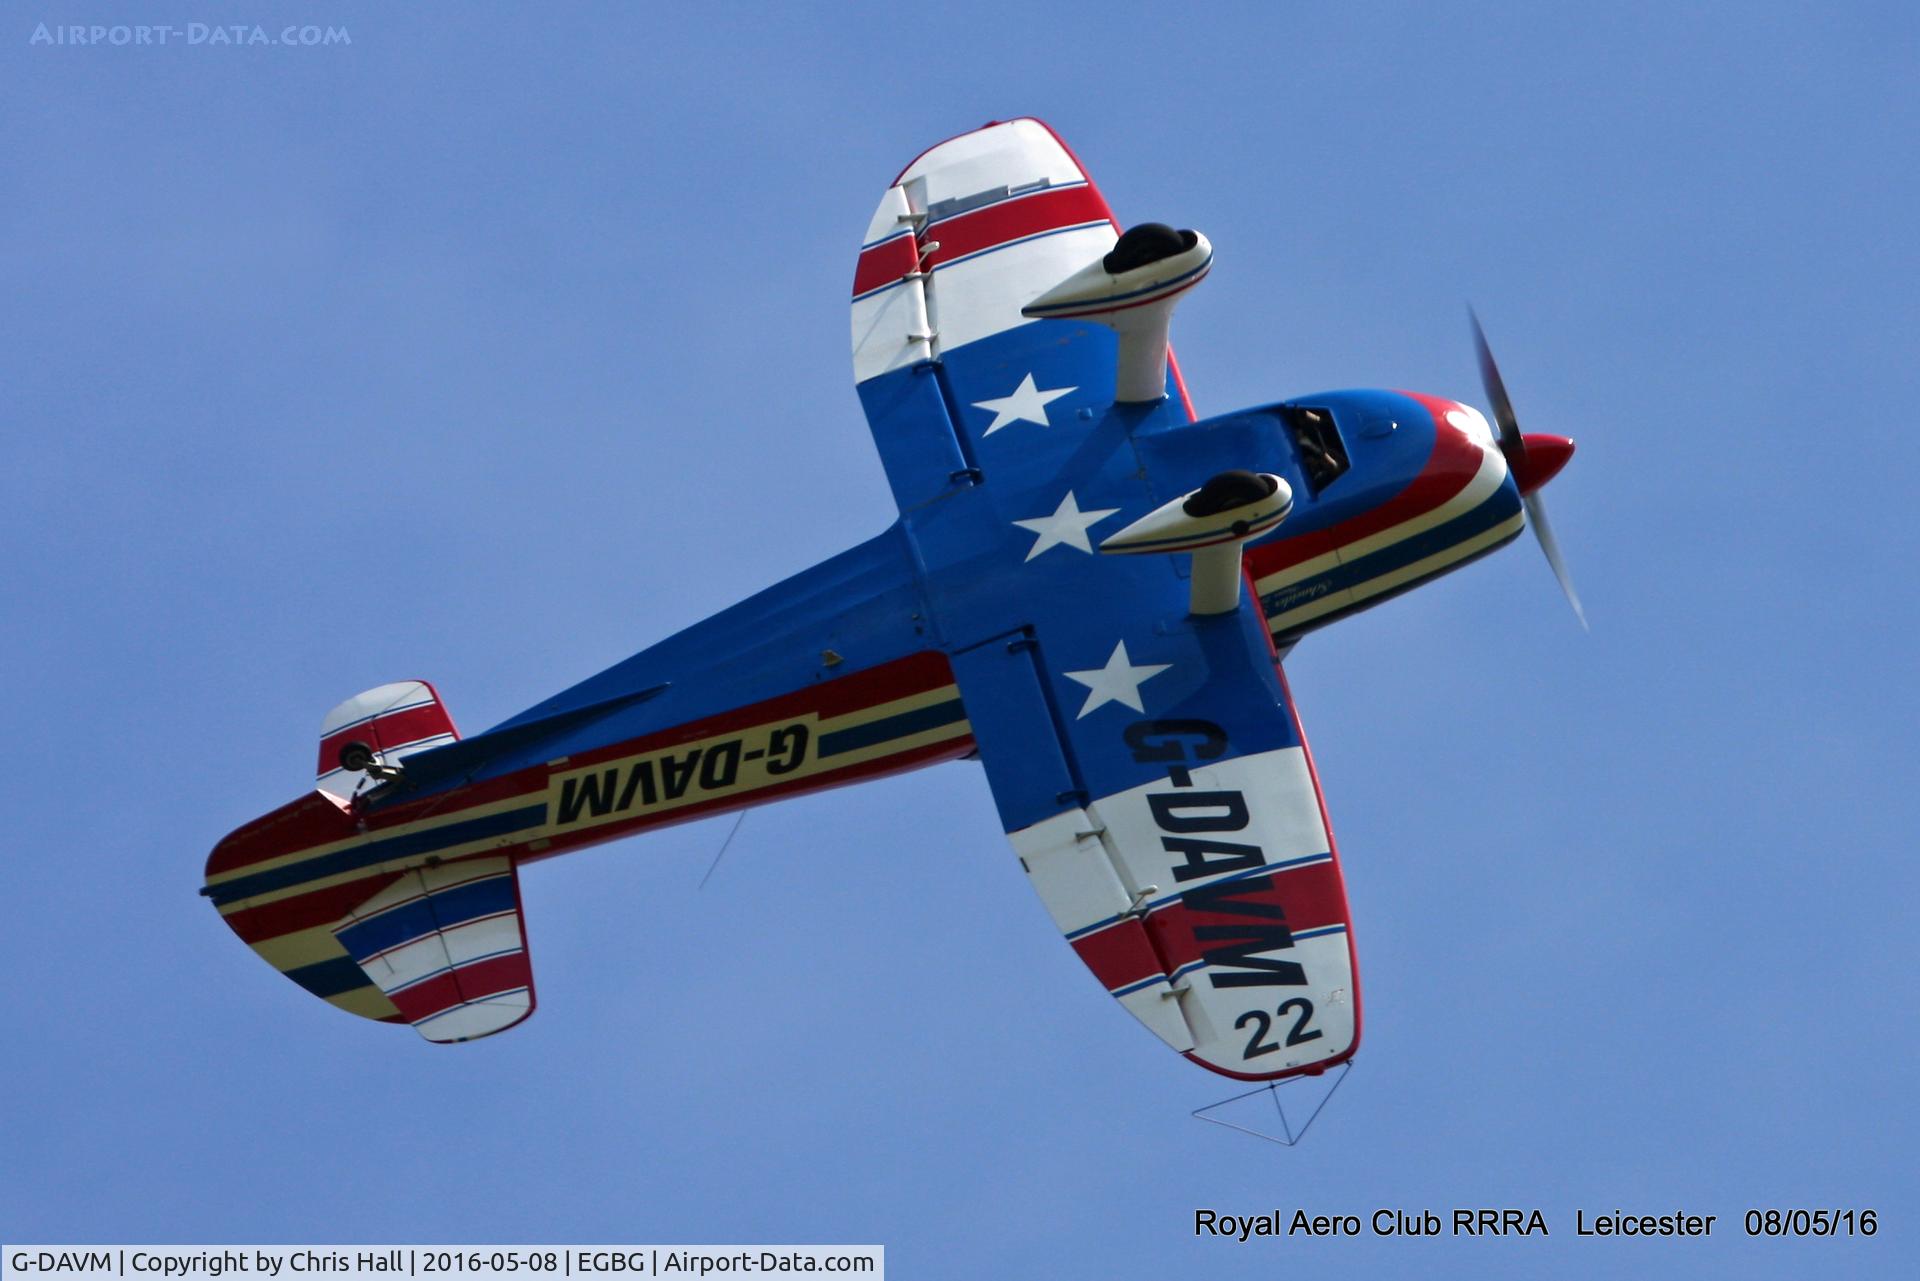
[202,119,1579,1082]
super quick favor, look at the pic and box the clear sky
[3,3,1915,1278]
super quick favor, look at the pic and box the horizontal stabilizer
[317,681,458,806]
[331,856,536,1043]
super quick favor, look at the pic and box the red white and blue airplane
[202,119,1579,1082]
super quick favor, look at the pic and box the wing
[952,609,1360,1081]
[857,122,1360,1080]
[850,118,1194,514]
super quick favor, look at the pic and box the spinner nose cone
[1510,433,1575,495]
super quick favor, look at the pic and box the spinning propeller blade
[1470,309,1588,630]
[1523,490,1586,630]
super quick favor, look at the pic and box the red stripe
[221,729,976,949]
[211,651,960,883]
[1142,860,1350,977]
[205,792,365,878]
[386,952,531,1023]
[1245,405,1484,578]
[852,185,1113,300]
[317,702,456,775]
[851,233,920,298]
[1015,113,1195,419]
[1069,918,1168,993]
[222,870,398,943]
[918,184,1110,272]
[1275,662,1362,1060]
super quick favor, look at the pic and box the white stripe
[895,119,1084,211]
[361,914,526,993]
[1266,506,1524,633]
[320,681,438,737]
[413,989,533,1042]
[1009,748,1328,939]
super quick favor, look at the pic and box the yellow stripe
[323,986,402,1020]
[1344,512,1524,606]
[543,683,967,838]
[1252,548,1343,595]
[818,682,961,730]
[1263,583,1357,631]
[251,923,350,972]
[1267,511,1524,632]
[212,679,968,900]
[1253,446,1507,598]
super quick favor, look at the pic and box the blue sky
[3,3,1915,1277]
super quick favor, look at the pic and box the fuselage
[201,387,1522,1019]
[406,384,1517,809]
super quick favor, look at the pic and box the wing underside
[856,119,1360,1080]
[955,629,1360,1081]
[851,119,1196,514]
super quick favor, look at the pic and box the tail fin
[316,680,458,805]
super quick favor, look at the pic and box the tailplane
[203,680,537,1043]
[316,680,458,806]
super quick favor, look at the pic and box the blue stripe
[334,874,517,961]
[857,227,915,253]
[851,278,907,304]
[817,697,966,758]
[284,955,374,999]
[1111,972,1168,998]
[205,804,547,906]
[1293,924,1346,941]
[1329,486,1520,588]
[1111,957,1210,997]
[1262,485,1522,623]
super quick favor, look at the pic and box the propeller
[1470,308,1587,630]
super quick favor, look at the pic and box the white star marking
[1063,641,1172,719]
[1012,491,1120,561]
[972,372,1076,436]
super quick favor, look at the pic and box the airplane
[201,118,1579,1082]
